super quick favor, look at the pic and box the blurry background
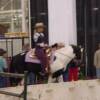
[0,0,99,78]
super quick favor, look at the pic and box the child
[0,49,8,88]
[33,23,49,74]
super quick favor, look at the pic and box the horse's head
[71,45,82,60]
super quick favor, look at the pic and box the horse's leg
[57,75,63,82]
[48,75,63,83]
[48,74,57,83]
[48,75,52,83]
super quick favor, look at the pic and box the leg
[0,76,6,88]
[27,72,35,85]
[57,75,63,82]
[48,69,64,83]
[63,71,69,82]
[73,67,78,81]
[48,75,53,83]
[26,63,42,84]
[48,74,56,83]
[68,68,73,81]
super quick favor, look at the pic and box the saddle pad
[25,49,41,64]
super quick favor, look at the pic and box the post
[28,0,32,48]
[21,0,26,32]
[24,71,28,100]
[84,0,88,77]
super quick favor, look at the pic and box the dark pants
[26,63,42,74]
[26,63,47,84]
[35,47,48,73]
[27,72,35,85]
[0,76,7,88]
[63,71,69,82]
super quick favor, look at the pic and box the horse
[48,45,82,82]
[10,47,51,85]
[10,44,82,84]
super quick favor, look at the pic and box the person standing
[94,44,100,78]
[33,22,49,74]
[0,49,8,87]
[68,58,79,81]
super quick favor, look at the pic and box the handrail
[0,72,24,78]
[0,90,22,97]
[0,71,28,100]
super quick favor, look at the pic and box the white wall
[48,0,77,45]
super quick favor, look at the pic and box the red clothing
[68,67,78,81]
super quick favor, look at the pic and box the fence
[0,71,28,100]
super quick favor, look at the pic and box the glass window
[0,0,29,33]
[0,0,21,11]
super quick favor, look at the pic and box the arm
[33,33,40,43]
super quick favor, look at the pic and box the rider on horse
[33,22,49,75]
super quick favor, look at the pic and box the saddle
[29,48,51,59]
[29,49,38,59]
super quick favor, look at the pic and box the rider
[33,22,49,75]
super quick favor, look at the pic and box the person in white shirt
[33,23,46,47]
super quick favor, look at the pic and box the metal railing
[0,71,28,100]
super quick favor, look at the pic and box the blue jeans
[96,68,100,78]
[0,77,7,88]
[63,72,68,82]
[27,73,35,85]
